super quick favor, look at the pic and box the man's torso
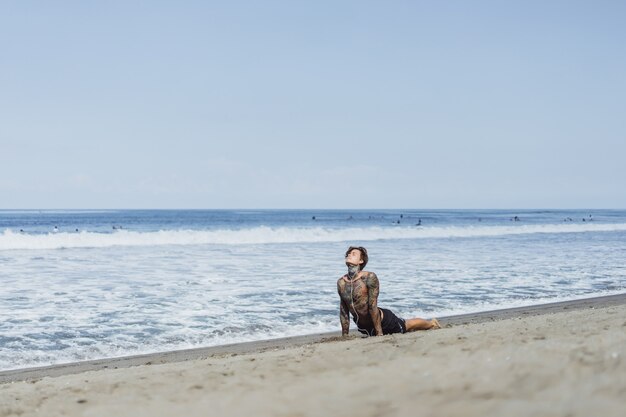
[337,272,375,329]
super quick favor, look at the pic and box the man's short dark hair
[346,246,368,269]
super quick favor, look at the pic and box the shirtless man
[337,246,441,336]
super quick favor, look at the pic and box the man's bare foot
[429,318,441,330]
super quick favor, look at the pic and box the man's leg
[404,317,440,331]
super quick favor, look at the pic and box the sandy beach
[2,294,626,417]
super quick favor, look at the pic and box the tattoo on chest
[340,281,367,305]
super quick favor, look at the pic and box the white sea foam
[2,223,626,251]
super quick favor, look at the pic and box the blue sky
[1,1,625,209]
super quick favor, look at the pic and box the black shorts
[357,308,406,336]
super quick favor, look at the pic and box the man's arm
[340,299,350,336]
[338,281,350,336]
[365,273,383,336]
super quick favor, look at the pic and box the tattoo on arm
[338,281,350,336]
[366,273,383,336]
[340,299,350,336]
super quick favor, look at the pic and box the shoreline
[3,292,625,384]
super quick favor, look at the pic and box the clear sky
[1,1,625,209]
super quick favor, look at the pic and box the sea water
[1,209,625,371]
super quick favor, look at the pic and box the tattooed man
[338,246,441,336]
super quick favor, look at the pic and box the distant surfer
[53,226,59,233]
[337,246,440,337]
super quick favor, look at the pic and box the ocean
[1,209,625,371]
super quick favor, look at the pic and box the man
[337,246,441,336]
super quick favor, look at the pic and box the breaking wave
[2,223,626,250]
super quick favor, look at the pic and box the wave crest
[2,223,626,251]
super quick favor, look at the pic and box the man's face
[345,249,363,267]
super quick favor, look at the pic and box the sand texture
[2,299,626,417]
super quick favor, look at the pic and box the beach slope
[2,298,626,417]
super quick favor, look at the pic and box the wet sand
[2,293,626,416]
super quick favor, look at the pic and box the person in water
[337,246,440,337]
